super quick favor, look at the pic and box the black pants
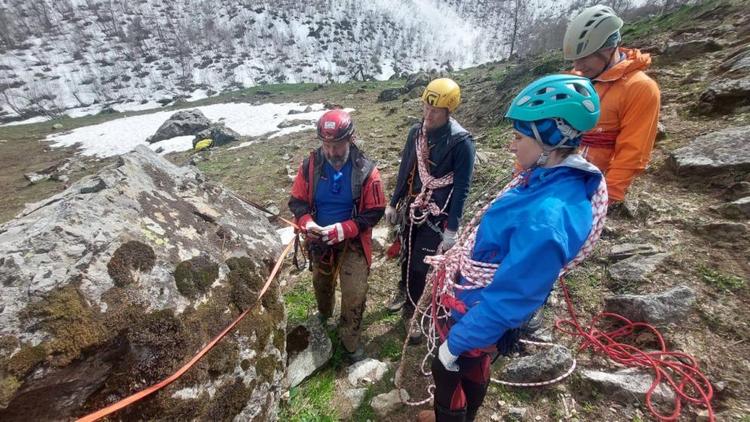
[431,352,491,422]
[399,219,443,315]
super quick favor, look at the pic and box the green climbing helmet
[505,74,600,133]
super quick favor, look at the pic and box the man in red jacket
[288,109,386,362]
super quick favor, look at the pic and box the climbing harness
[394,171,715,421]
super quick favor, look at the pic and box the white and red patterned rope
[409,125,455,225]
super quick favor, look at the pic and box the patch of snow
[44,102,329,158]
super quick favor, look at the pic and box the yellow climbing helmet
[421,78,461,112]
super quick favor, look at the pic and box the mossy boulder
[0,147,286,421]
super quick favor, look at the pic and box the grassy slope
[1,1,748,420]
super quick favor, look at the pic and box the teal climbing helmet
[505,74,600,132]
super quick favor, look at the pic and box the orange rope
[77,239,295,422]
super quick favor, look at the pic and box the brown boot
[416,409,436,422]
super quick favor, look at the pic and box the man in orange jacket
[563,5,661,203]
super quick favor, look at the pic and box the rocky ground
[0,1,748,421]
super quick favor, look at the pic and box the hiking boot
[345,345,366,363]
[386,289,407,312]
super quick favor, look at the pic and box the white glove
[305,221,323,240]
[385,205,398,225]
[320,220,359,245]
[438,229,457,253]
[438,341,459,372]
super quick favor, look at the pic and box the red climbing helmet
[317,109,354,142]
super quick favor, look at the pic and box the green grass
[378,337,402,361]
[284,280,317,325]
[621,0,736,42]
[698,265,746,293]
[279,367,338,422]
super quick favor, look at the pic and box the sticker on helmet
[324,121,336,129]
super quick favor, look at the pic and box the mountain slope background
[0,0,748,420]
[0,0,668,122]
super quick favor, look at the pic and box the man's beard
[325,149,350,170]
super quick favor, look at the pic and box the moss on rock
[21,285,106,367]
[107,240,156,287]
[174,255,219,298]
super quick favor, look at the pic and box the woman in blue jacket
[417,74,606,422]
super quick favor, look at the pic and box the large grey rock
[604,286,696,325]
[346,358,389,386]
[660,39,722,62]
[714,197,750,220]
[499,345,573,383]
[608,252,669,283]
[371,388,408,417]
[285,317,333,388]
[723,181,750,201]
[697,76,750,114]
[407,85,424,99]
[580,368,675,405]
[0,146,285,420]
[192,122,242,148]
[146,109,211,143]
[404,71,430,91]
[670,126,750,176]
[377,88,402,102]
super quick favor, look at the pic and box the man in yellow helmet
[384,78,476,342]
[563,5,661,203]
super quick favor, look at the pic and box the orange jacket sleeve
[605,77,660,201]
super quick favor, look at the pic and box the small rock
[581,368,675,405]
[343,387,368,409]
[377,88,402,102]
[604,286,696,325]
[407,86,424,99]
[670,125,750,175]
[499,345,573,383]
[277,118,311,129]
[723,182,750,201]
[52,123,63,130]
[508,406,528,421]
[154,146,164,154]
[346,358,389,386]
[714,197,750,220]
[404,115,421,126]
[285,317,333,388]
[695,221,747,242]
[608,243,662,263]
[534,416,542,421]
[656,121,666,141]
[696,409,710,422]
[371,388,408,417]
[608,252,669,283]
[697,76,750,115]
[490,413,501,421]
[404,71,430,91]
[24,172,51,184]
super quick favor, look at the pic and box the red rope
[555,278,715,422]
